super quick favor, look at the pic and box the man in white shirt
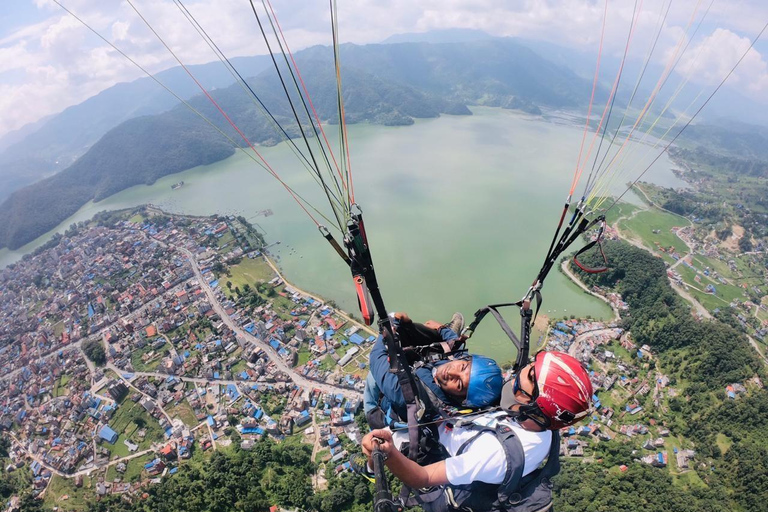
[362,351,593,511]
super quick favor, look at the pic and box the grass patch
[130,343,164,372]
[318,355,337,372]
[42,474,94,511]
[124,453,155,482]
[297,348,311,367]
[53,374,71,397]
[716,433,733,455]
[620,209,690,257]
[604,201,640,225]
[104,401,165,459]
[129,213,146,224]
[230,359,248,374]
[168,400,199,427]
[217,231,236,249]
[52,321,65,338]
[222,257,275,298]
[673,469,707,489]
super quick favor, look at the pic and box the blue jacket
[366,327,457,423]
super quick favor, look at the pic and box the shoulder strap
[494,424,527,504]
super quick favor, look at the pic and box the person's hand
[424,320,442,331]
[362,429,395,464]
[393,312,412,323]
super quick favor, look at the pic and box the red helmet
[530,351,593,429]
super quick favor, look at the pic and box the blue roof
[98,425,118,444]
[207,416,215,426]
[349,333,364,344]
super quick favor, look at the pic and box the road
[104,361,174,425]
[180,248,361,400]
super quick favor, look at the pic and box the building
[99,424,119,444]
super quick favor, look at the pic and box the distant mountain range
[0,38,602,250]
[0,56,272,202]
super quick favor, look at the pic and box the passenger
[362,351,594,512]
[364,312,503,430]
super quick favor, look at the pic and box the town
[0,207,762,510]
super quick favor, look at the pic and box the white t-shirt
[394,416,552,486]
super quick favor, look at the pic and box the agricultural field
[619,209,690,262]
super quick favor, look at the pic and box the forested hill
[557,241,768,512]
[0,56,272,201]
[303,39,590,109]
[0,40,597,250]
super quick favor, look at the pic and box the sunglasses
[512,364,538,402]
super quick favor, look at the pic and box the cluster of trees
[555,457,734,512]
[577,240,760,389]
[570,240,768,511]
[85,438,371,512]
[82,339,106,366]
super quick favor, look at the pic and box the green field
[297,347,311,367]
[130,344,164,372]
[124,453,155,482]
[53,374,72,397]
[104,401,165,458]
[217,231,236,249]
[604,201,640,226]
[168,400,199,427]
[672,469,707,488]
[129,213,146,224]
[620,209,690,258]
[43,475,94,511]
[318,355,337,372]
[230,358,248,374]
[222,257,275,298]
[716,433,733,455]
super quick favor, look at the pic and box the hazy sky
[1,0,767,138]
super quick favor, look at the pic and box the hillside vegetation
[562,241,768,512]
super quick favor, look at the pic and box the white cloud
[677,28,768,99]
[0,0,767,137]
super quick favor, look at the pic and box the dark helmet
[465,355,503,408]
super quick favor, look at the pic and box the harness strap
[572,216,608,273]
[463,294,539,373]
[494,425,526,505]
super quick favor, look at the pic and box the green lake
[1,107,688,363]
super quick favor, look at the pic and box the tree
[82,339,106,366]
